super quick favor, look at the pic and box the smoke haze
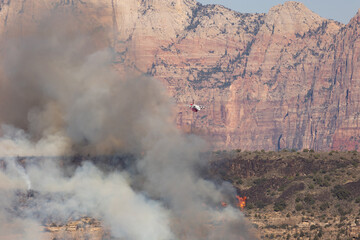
[0,12,257,240]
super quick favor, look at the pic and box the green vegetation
[332,185,352,200]
[319,202,329,211]
[295,203,304,211]
[253,177,267,185]
[274,200,287,212]
[304,194,315,205]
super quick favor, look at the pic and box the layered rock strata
[0,0,359,150]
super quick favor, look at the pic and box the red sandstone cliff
[0,0,359,151]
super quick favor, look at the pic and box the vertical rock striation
[0,0,360,150]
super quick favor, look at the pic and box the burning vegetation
[236,196,247,210]
[0,155,257,240]
[210,149,360,239]
[0,12,257,240]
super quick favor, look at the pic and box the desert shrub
[317,228,323,237]
[265,225,278,229]
[274,200,287,212]
[255,201,266,209]
[324,175,331,181]
[314,175,329,186]
[246,203,254,209]
[310,224,318,230]
[338,207,352,216]
[279,224,288,229]
[319,202,329,211]
[235,178,243,185]
[253,177,267,185]
[337,222,345,228]
[295,203,303,211]
[332,185,351,200]
[324,223,331,228]
[351,159,359,167]
[278,185,286,192]
[304,195,315,205]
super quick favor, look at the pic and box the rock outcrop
[0,0,360,150]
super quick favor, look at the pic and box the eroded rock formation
[0,0,359,150]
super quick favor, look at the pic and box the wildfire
[236,195,246,210]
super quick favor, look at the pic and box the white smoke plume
[5,157,32,190]
[0,11,257,240]
[0,124,70,157]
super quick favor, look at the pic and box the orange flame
[221,201,228,207]
[236,195,246,210]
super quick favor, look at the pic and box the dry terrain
[3,151,359,240]
[211,150,360,239]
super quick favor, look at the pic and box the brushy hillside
[210,150,360,240]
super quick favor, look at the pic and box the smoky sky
[0,10,257,240]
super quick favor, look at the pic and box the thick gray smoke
[0,13,256,240]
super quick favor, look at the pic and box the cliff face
[0,0,359,150]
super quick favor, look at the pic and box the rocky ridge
[0,0,360,150]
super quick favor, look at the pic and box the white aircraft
[188,100,205,112]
